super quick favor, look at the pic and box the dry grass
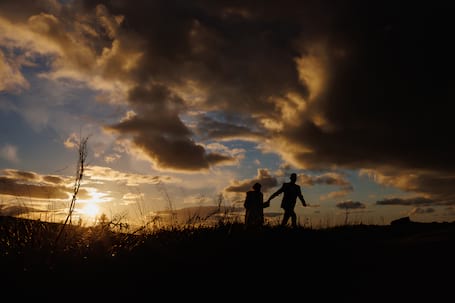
[1,214,454,302]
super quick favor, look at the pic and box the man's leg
[290,210,297,227]
[281,211,290,226]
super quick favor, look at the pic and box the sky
[1,0,454,228]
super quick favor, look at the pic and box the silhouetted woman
[244,182,268,228]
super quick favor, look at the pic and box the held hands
[263,198,271,208]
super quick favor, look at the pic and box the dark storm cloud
[89,0,309,109]
[133,132,233,171]
[0,0,55,20]
[105,84,234,171]
[82,0,311,170]
[92,0,454,179]
[336,201,365,210]
[277,2,455,172]
[194,115,265,141]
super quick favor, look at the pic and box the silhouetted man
[266,173,307,227]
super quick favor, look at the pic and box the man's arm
[300,196,307,207]
[267,185,284,202]
[297,186,307,206]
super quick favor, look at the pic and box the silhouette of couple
[244,173,307,228]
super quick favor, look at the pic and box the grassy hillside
[1,215,454,302]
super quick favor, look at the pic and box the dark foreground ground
[1,216,454,302]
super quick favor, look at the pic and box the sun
[81,203,100,217]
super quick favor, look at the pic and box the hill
[1,215,454,302]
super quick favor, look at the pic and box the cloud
[194,114,266,141]
[64,133,80,149]
[0,144,19,163]
[296,171,354,200]
[299,172,351,187]
[3,169,42,182]
[76,1,310,171]
[0,204,46,216]
[107,122,234,172]
[376,197,434,207]
[336,201,365,210]
[225,168,278,193]
[0,170,71,199]
[410,207,435,215]
[320,187,353,201]
[121,192,144,206]
[1,0,454,204]
[0,168,95,201]
[83,165,173,186]
[0,49,29,92]
[364,169,455,206]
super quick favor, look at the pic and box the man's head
[290,173,297,183]
[252,182,261,191]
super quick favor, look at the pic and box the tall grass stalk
[156,180,177,227]
[55,136,88,245]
